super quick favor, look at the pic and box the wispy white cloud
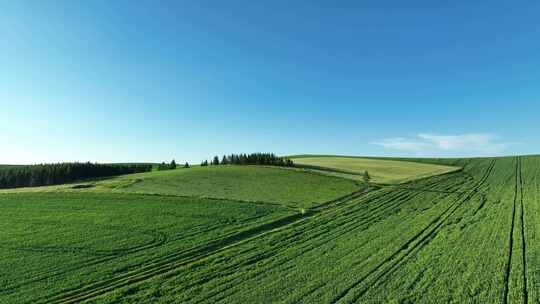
[373,133,510,156]
[374,137,430,152]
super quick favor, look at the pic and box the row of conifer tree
[0,162,152,189]
[157,159,190,170]
[0,153,293,189]
[200,153,294,167]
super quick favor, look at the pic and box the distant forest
[0,153,293,189]
[201,153,294,167]
[0,163,152,189]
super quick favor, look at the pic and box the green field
[291,155,461,183]
[0,165,359,209]
[1,156,539,303]
[0,192,293,304]
[95,165,359,208]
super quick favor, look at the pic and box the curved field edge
[0,165,360,209]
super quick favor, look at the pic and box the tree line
[157,159,189,170]
[200,153,294,167]
[0,162,152,189]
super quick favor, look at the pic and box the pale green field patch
[291,156,461,184]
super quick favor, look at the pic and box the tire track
[503,157,522,304]
[1,227,168,257]
[281,169,474,303]
[271,179,469,304]
[1,212,269,293]
[330,159,496,303]
[519,157,528,303]
[347,160,496,302]
[41,213,307,304]
[27,168,467,304]
[38,188,379,304]
[188,188,442,303]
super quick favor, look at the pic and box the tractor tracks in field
[2,213,269,293]
[378,169,475,196]
[520,157,529,303]
[189,188,438,303]
[37,187,375,304]
[503,156,528,304]
[2,227,168,258]
[330,159,497,303]
[39,214,308,304]
[180,190,410,303]
[0,228,171,294]
[191,167,472,304]
[503,157,519,304]
[29,169,470,304]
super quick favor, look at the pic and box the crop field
[290,155,461,184]
[94,165,359,208]
[0,165,359,209]
[0,192,295,304]
[1,156,539,303]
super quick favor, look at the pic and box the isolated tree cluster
[157,159,190,170]
[157,159,176,171]
[200,153,294,167]
[363,170,371,182]
[0,162,152,189]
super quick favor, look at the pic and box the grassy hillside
[98,166,359,208]
[0,165,359,209]
[291,155,461,183]
[66,155,536,304]
[3,155,539,303]
[0,192,293,304]
[0,164,361,303]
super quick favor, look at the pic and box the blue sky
[1,1,539,164]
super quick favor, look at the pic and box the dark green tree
[0,163,152,189]
[170,159,177,169]
[184,162,190,168]
[363,170,371,183]
[209,153,293,167]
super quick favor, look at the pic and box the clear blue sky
[1,1,539,164]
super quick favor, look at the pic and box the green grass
[291,155,461,183]
[0,165,359,209]
[0,192,293,304]
[2,156,540,303]
[79,156,531,304]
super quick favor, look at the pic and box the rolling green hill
[1,155,538,303]
[291,155,461,184]
[95,165,360,208]
[0,165,360,209]
[0,192,294,304]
